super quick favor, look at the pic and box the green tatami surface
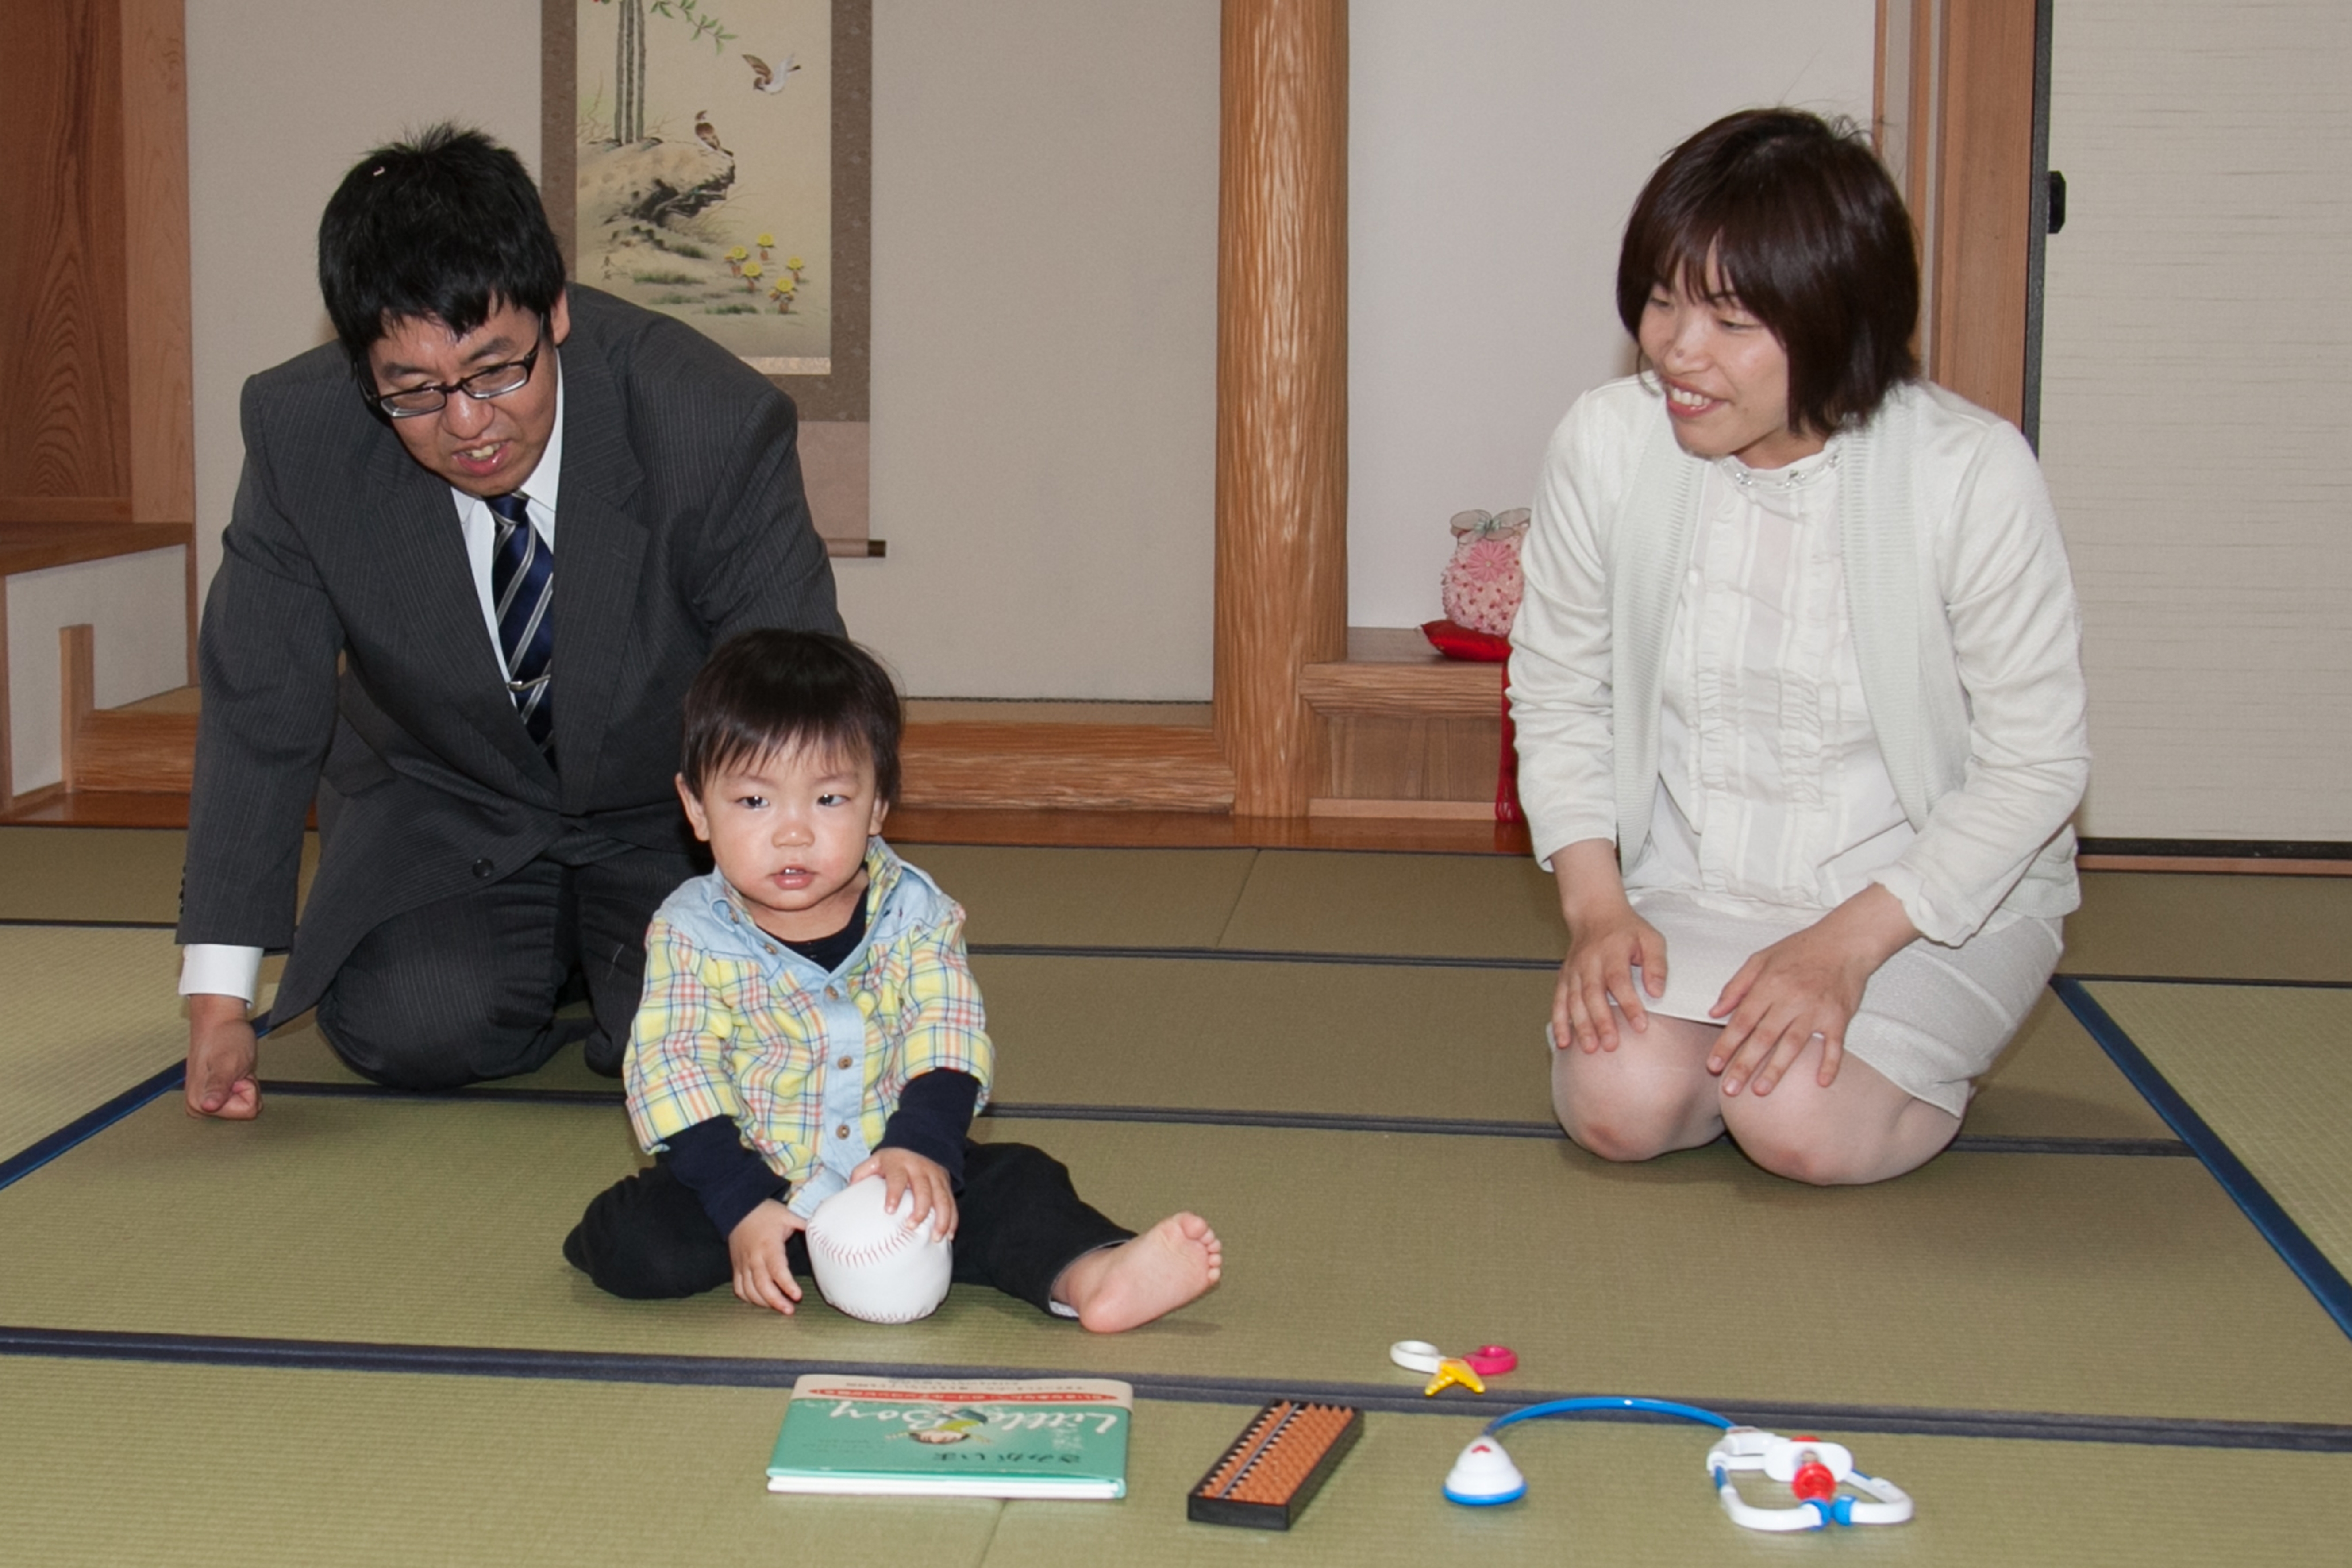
[1215,850,1565,959]
[4,1100,2347,1425]
[10,825,2346,983]
[5,1356,2350,1568]
[0,926,187,1160]
[5,829,2351,1566]
[893,844,1259,949]
[2085,980,2352,1280]
[0,826,317,927]
[246,958,2166,1145]
[1967,992,2175,1141]
[2067,871,2352,983]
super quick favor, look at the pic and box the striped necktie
[485,490,554,758]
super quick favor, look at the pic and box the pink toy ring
[1391,1340,1518,1379]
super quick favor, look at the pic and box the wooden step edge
[72,710,198,793]
[1298,660,1501,718]
[901,721,1235,812]
[1308,797,1496,820]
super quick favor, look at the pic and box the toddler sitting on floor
[565,630,1221,1330]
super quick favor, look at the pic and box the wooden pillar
[0,0,133,521]
[1877,0,2043,425]
[121,0,198,680]
[1214,0,1348,818]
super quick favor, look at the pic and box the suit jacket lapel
[365,432,557,794]
[549,335,648,811]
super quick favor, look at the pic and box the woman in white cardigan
[1510,109,2089,1185]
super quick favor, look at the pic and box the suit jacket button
[471,858,495,880]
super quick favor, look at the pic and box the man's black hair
[318,123,568,364]
[681,631,904,807]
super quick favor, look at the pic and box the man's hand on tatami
[185,994,262,1120]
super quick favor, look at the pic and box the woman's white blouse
[1632,446,1919,916]
[1508,377,2090,948]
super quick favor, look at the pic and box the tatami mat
[2085,981,2352,1279]
[1014,1397,2352,1568]
[897,844,1258,948]
[1968,991,2175,1140]
[2068,871,2352,982]
[981,954,1559,1121]
[0,926,187,1164]
[3,1100,2345,1424]
[0,1355,994,1568]
[4,1356,2348,1568]
[0,826,316,927]
[1216,850,1565,959]
[8,824,2342,985]
[248,953,2163,1144]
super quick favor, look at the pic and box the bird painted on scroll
[693,109,728,155]
[744,53,801,94]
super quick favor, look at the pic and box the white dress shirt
[179,366,567,1004]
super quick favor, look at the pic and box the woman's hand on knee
[1554,905,1670,1055]
[1708,888,1916,1095]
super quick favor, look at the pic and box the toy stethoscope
[1442,1397,1913,1533]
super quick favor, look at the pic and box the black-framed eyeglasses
[361,320,547,420]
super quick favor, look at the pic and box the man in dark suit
[178,126,841,1117]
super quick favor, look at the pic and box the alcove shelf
[1301,628,1506,819]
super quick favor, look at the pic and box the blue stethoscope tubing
[1483,1396,1734,1435]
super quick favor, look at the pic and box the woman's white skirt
[1624,888,2063,1117]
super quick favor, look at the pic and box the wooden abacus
[1186,1400,1363,1529]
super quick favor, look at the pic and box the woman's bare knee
[1723,1063,1960,1186]
[1734,1126,1879,1186]
[1560,1104,1683,1163]
[1551,1016,1722,1162]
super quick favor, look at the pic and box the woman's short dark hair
[318,123,567,363]
[680,631,905,807]
[1617,108,1918,434]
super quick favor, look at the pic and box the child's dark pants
[565,1140,1133,1314]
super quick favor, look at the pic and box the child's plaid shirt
[624,840,993,1218]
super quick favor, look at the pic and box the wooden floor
[0,790,1540,855]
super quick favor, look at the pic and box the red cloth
[1419,618,1511,662]
[1420,620,1523,822]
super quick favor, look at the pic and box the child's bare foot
[1054,1213,1222,1333]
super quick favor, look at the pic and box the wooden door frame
[1876,0,2044,430]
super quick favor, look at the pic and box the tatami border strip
[0,1063,185,1194]
[968,942,1561,971]
[248,1080,2188,1156]
[2057,972,2352,992]
[4,919,2351,991]
[2054,977,2352,1342]
[2,1324,2346,1452]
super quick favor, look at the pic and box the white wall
[1347,0,1878,629]
[184,0,543,599]
[178,1,1871,699]
[844,0,1220,699]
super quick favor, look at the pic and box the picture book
[765,1374,1132,1499]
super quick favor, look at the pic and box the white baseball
[805,1176,953,1324]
